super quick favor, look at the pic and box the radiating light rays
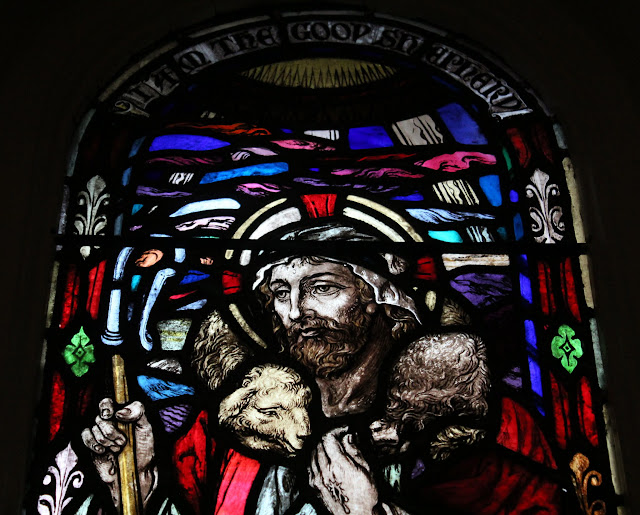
[241,58,397,88]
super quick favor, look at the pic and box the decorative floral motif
[525,169,565,243]
[63,327,95,377]
[570,453,606,514]
[37,443,84,515]
[74,175,109,258]
[551,324,583,373]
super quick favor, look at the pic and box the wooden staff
[112,354,142,515]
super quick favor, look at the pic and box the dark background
[2,1,639,512]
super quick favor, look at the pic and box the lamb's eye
[257,407,279,417]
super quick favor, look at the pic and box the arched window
[24,10,624,514]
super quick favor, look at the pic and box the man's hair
[257,255,417,341]
[385,333,490,432]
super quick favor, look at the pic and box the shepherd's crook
[112,354,142,515]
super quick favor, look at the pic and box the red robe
[411,398,562,514]
[172,399,562,514]
[172,411,261,515]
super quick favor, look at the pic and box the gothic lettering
[145,66,181,96]
[210,36,238,56]
[288,21,382,46]
[423,43,530,117]
[121,83,160,109]
[111,18,528,119]
[351,23,372,42]
[372,28,398,49]
[256,27,277,46]
[290,22,313,41]
[208,26,279,57]
[177,50,210,74]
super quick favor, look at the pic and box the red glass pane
[169,290,197,300]
[86,260,107,319]
[560,257,581,322]
[222,271,242,295]
[577,376,599,446]
[532,123,554,164]
[416,256,437,281]
[549,372,571,449]
[59,265,80,329]
[496,398,557,469]
[537,261,556,316]
[301,194,337,218]
[506,128,531,167]
[49,371,65,442]
[216,448,261,514]
[173,411,212,515]
[76,384,93,417]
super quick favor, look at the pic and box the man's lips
[299,328,321,338]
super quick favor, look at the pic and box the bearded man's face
[267,258,375,378]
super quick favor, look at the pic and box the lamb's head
[218,364,312,457]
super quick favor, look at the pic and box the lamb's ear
[219,387,254,423]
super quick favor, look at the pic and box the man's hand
[81,398,158,511]
[308,427,378,515]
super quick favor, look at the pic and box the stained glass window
[25,11,622,515]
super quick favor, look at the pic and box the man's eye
[311,284,342,295]
[274,289,290,300]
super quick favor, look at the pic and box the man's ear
[366,302,377,315]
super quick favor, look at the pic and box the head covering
[251,222,422,323]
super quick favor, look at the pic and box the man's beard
[275,306,373,379]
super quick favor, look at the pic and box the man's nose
[289,291,309,322]
[288,289,305,322]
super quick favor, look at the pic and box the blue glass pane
[122,167,132,186]
[129,137,146,157]
[200,162,288,184]
[509,190,519,203]
[513,213,524,240]
[180,271,210,285]
[391,192,424,201]
[132,203,143,215]
[520,274,533,303]
[149,134,230,152]
[524,319,537,347]
[348,126,394,149]
[528,356,544,398]
[131,275,141,292]
[428,230,463,242]
[431,75,460,92]
[137,376,195,401]
[479,175,502,206]
[437,103,487,144]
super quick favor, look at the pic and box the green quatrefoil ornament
[551,324,583,373]
[63,326,96,377]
